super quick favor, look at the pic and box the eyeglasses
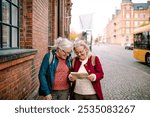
[60,49,71,56]
[75,47,85,55]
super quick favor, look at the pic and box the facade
[105,0,150,45]
[0,0,72,99]
[49,0,72,46]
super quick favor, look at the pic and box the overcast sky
[70,0,148,37]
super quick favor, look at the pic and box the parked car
[125,43,134,50]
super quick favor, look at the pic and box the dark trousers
[52,89,69,100]
[73,93,98,100]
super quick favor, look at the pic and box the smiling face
[74,45,88,60]
[57,47,72,59]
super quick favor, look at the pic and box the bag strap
[91,55,96,66]
[49,51,53,65]
[72,58,75,69]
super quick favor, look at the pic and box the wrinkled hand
[45,94,52,100]
[86,74,96,81]
[69,73,77,81]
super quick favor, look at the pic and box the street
[92,44,150,100]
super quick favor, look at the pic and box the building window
[0,0,19,49]
[139,13,144,19]
[137,6,144,10]
[126,21,130,27]
[134,13,138,19]
[134,21,138,27]
[126,29,130,34]
[126,13,130,19]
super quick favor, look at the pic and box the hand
[44,94,52,100]
[86,74,96,81]
[69,73,77,81]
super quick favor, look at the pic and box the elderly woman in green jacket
[38,37,73,100]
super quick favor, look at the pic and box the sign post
[79,13,93,51]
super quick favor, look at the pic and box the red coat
[71,55,104,100]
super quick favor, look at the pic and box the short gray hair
[55,37,73,50]
[73,39,89,51]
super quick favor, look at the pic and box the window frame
[134,32,150,50]
[0,0,2,48]
[0,0,19,49]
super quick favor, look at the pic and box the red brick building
[0,0,72,99]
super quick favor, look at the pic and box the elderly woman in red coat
[69,39,104,100]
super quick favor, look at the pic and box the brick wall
[20,0,33,49]
[50,0,58,46]
[0,53,37,99]
[0,0,49,99]
[0,0,72,99]
[32,0,49,100]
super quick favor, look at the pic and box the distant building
[105,0,150,45]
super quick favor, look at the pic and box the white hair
[73,39,89,51]
[55,37,73,50]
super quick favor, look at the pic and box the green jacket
[38,50,72,96]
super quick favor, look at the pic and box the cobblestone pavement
[92,44,150,100]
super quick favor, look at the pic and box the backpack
[72,55,96,69]
[49,51,53,65]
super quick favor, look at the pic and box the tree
[69,32,79,41]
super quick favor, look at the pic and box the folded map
[71,72,88,79]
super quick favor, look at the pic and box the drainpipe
[58,0,61,37]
